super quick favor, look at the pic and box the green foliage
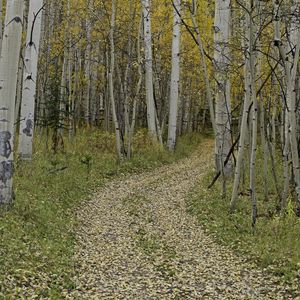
[174,132,206,159]
[0,130,201,298]
[187,148,300,292]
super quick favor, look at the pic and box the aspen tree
[230,1,252,210]
[59,52,67,134]
[18,0,44,160]
[0,0,24,204]
[182,90,191,134]
[109,0,123,159]
[273,0,300,201]
[167,0,181,151]
[280,0,298,207]
[90,42,99,126]
[214,0,232,176]
[122,0,136,138]
[67,7,75,138]
[85,1,93,126]
[127,14,143,158]
[258,58,268,202]
[249,0,258,226]
[0,0,3,52]
[141,0,157,139]
[282,105,290,207]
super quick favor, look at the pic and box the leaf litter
[68,140,299,299]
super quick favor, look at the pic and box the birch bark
[109,0,122,159]
[0,0,3,52]
[230,3,252,210]
[167,0,181,151]
[214,0,232,175]
[127,15,143,158]
[273,0,300,201]
[84,2,92,126]
[249,0,258,226]
[0,0,24,204]
[141,0,157,139]
[18,0,44,160]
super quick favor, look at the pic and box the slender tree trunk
[14,54,24,127]
[271,106,277,157]
[0,0,3,52]
[127,14,143,159]
[109,0,122,159]
[282,107,290,207]
[84,6,92,126]
[0,0,24,204]
[141,0,157,139]
[230,4,252,210]
[260,100,269,201]
[59,52,67,135]
[190,1,216,137]
[68,44,74,138]
[18,0,43,160]
[123,0,136,138]
[249,1,258,227]
[274,0,300,201]
[167,0,181,151]
[214,0,232,176]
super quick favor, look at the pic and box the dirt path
[67,140,297,299]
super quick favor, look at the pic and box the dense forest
[1,0,300,298]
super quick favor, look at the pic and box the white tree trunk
[274,0,300,201]
[0,0,3,52]
[257,29,268,202]
[260,101,268,201]
[18,0,43,160]
[230,5,252,210]
[214,0,232,175]
[68,46,74,138]
[271,106,276,157]
[0,0,24,204]
[84,4,92,126]
[109,0,122,159]
[127,15,143,158]
[282,107,290,207]
[249,1,258,226]
[167,0,181,151]
[141,0,157,138]
[182,92,191,133]
[59,52,67,134]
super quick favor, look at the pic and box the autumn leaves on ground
[69,139,297,299]
[2,0,300,298]
[0,135,299,299]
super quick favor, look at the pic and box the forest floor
[67,139,298,300]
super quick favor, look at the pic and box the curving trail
[68,140,297,300]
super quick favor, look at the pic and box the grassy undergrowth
[0,129,202,298]
[187,147,300,292]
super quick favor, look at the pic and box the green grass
[0,129,202,298]
[187,147,300,292]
